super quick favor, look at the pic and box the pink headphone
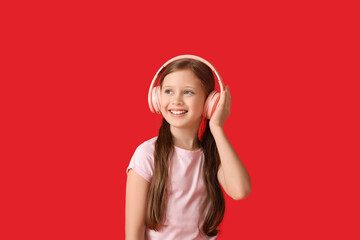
[148,54,224,119]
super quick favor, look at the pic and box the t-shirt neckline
[173,145,203,153]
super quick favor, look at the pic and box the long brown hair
[146,58,225,236]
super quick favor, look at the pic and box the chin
[166,118,203,130]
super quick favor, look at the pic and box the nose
[171,92,184,105]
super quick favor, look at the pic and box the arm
[213,127,251,200]
[210,85,251,200]
[125,170,150,240]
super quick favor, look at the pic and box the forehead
[162,69,202,87]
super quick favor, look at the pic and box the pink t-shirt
[126,137,218,240]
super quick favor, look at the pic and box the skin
[125,69,251,239]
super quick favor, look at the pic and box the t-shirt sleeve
[126,141,154,183]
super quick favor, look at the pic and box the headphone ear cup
[203,91,220,119]
[151,86,162,114]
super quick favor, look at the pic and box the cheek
[191,98,206,111]
[160,96,169,109]
[159,94,165,104]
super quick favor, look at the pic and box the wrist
[210,124,224,135]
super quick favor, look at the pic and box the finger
[227,86,231,101]
[218,94,225,109]
[223,87,229,104]
[219,85,230,107]
[225,86,231,110]
[225,86,230,102]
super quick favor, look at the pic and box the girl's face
[160,69,206,130]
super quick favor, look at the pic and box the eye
[184,90,194,95]
[164,89,173,94]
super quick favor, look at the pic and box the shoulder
[134,136,157,156]
[127,136,158,182]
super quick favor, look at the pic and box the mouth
[169,109,188,116]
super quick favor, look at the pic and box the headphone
[148,54,224,119]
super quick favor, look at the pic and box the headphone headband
[148,54,224,113]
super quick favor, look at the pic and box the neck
[170,125,201,151]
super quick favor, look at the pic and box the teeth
[170,110,187,115]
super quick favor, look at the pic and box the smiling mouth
[169,110,188,115]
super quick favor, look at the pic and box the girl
[125,55,251,240]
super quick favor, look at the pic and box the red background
[1,0,359,239]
